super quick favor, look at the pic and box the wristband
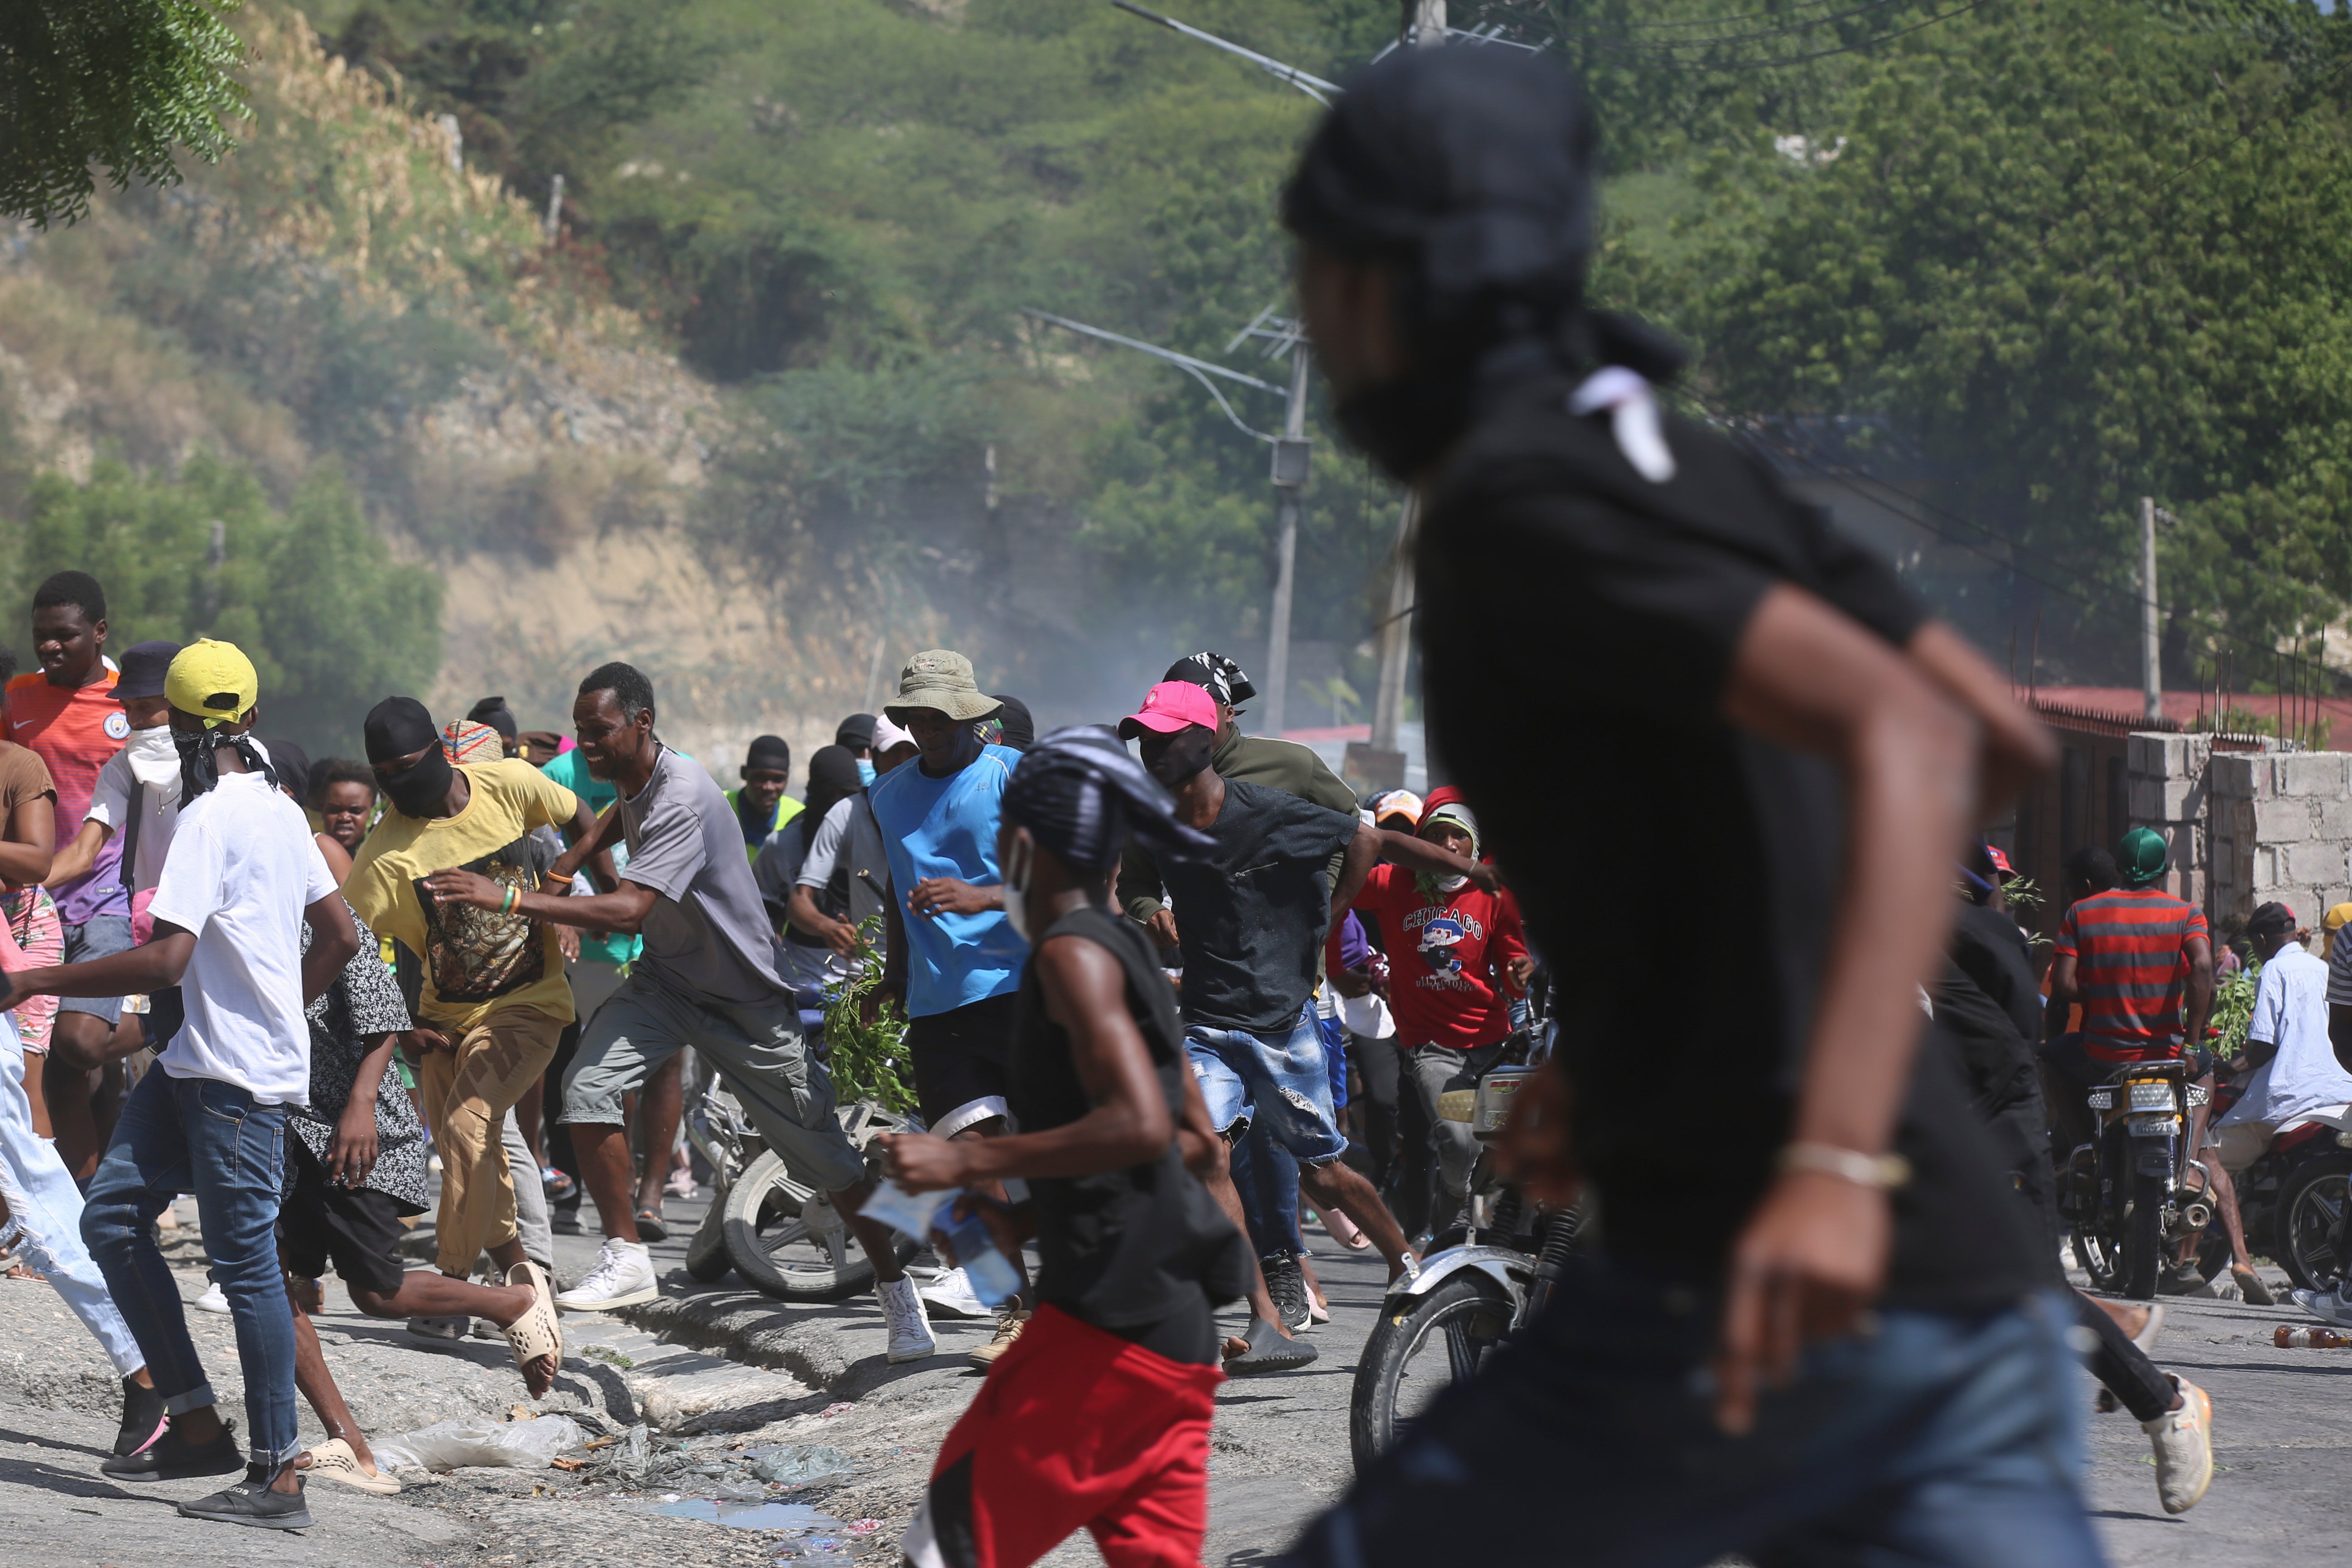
[1777,1141,1911,1191]
[501,886,519,917]
[540,869,574,888]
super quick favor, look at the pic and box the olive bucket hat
[885,649,1003,725]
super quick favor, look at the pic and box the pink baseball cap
[1118,680,1218,740]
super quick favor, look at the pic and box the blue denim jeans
[1281,1260,2104,1568]
[82,1068,299,1467]
[1187,1004,1350,1163]
[1229,1116,1305,1259]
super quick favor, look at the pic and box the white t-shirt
[2222,944,2352,1130]
[85,728,187,893]
[148,771,339,1105]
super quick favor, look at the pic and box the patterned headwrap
[1002,725,1216,873]
[442,719,503,766]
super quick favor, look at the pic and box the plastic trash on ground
[747,1443,858,1486]
[373,1414,589,1472]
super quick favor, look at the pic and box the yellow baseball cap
[165,639,259,728]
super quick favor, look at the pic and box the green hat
[884,649,1002,725]
[2117,827,2170,888]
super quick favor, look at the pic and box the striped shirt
[2054,888,2210,1061]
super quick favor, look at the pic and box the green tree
[1686,0,2352,675]
[10,454,443,755]
[0,0,246,227]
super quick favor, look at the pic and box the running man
[868,649,1032,1363]
[9,572,132,1180]
[1122,679,1483,1371]
[882,726,1248,1568]
[1277,46,2092,1566]
[11,640,360,1531]
[429,663,933,1360]
[343,698,607,1308]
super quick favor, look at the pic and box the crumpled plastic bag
[594,1422,660,1486]
[373,1414,589,1472]
[749,1444,858,1486]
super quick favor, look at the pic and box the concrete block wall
[2206,749,2352,931]
[2125,733,2213,909]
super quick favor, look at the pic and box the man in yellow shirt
[342,698,612,1306]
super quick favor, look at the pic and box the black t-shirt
[1417,372,2042,1308]
[1157,778,1360,1034]
[1009,904,1251,1351]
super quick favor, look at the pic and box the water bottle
[940,1209,1023,1307]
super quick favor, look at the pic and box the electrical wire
[1568,0,1913,51]
[1566,0,1996,69]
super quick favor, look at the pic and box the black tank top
[1009,903,1250,1355]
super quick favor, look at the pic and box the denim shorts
[1186,1004,1349,1165]
[57,914,133,1024]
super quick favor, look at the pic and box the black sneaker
[101,1419,242,1482]
[1263,1254,1311,1332]
[114,1378,168,1457]
[177,1465,314,1530]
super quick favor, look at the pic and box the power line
[1614,0,1894,32]
[1565,0,1994,68]
[1571,0,1914,51]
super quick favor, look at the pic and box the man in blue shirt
[868,649,1031,1364]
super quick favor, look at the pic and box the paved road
[3,1190,2345,1565]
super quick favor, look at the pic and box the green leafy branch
[821,915,916,1115]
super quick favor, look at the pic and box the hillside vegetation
[7,0,2352,756]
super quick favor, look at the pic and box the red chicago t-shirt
[1348,864,1527,1052]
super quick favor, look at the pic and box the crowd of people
[0,39,2332,1568]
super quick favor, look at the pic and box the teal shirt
[540,748,639,968]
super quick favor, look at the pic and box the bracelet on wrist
[1777,1141,1911,1191]
[540,868,574,887]
[501,885,519,916]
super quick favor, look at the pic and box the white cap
[872,714,916,753]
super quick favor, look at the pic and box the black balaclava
[798,744,867,851]
[1281,46,1683,481]
[365,696,452,819]
[467,695,519,746]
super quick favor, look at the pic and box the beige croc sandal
[506,1259,564,1393]
[302,1437,401,1494]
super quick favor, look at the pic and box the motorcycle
[1350,1042,1582,1472]
[2057,1058,2213,1299]
[2194,1106,2352,1292]
[680,1072,920,1301]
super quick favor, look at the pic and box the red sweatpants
[901,1303,1223,1568]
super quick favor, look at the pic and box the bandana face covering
[174,727,277,800]
[127,723,182,789]
[379,745,454,819]
[1333,370,1473,483]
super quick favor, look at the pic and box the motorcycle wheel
[723,1102,921,1302]
[2071,1228,2121,1293]
[1350,1274,1515,1474]
[2119,1169,2166,1300]
[2275,1150,2352,1292]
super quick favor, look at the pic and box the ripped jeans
[0,1016,142,1377]
[1186,1005,1350,1166]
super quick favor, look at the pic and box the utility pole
[1409,0,1446,44]
[1369,492,1417,753]
[2141,495,2162,726]
[1263,345,1313,734]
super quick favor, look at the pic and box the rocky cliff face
[0,7,906,750]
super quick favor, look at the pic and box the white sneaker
[193,1280,230,1314]
[917,1266,989,1321]
[878,1275,937,1363]
[2143,1374,2213,1515]
[2292,1285,2352,1327]
[555,1240,659,1312]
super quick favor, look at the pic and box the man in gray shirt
[424,663,936,1360]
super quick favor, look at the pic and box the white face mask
[1001,832,1035,946]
